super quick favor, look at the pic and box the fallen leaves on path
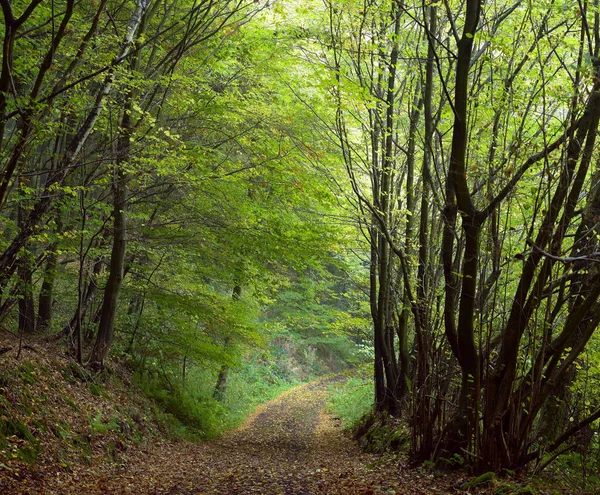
[92,378,444,495]
[0,376,488,494]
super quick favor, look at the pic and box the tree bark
[0,0,148,300]
[89,170,127,370]
[17,197,35,334]
[213,285,242,401]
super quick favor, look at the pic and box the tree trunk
[437,0,483,459]
[88,2,150,369]
[36,249,57,333]
[412,5,436,461]
[17,199,35,334]
[213,363,230,402]
[17,257,35,334]
[89,172,127,370]
[37,209,63,333]
[213,285,242,401]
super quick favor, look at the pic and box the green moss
[439,453,465,467]
[89,382,107,398]
[493,484,515,495]
[0,417,36,442]
[60,366,76,384]
[17,444,40,463]
[512,486,536,495]
[51,420,71,440]
[20,404,33,416]
[71,435,92,464]
[64,396,79,411]
[32,419,48,433]
[351,411,409,454]
[18,362,39,384]
[0,416,41,464]
[0,373,11,388]
[462,472,496,488]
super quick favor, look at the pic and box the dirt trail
[4,378,443,494]
[104,378,438,495]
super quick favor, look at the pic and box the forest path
[15,378,443,494]
[95,377,438,495]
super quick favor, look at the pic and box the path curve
[103,377,431,495]
[5,378,442,494]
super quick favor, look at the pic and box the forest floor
[0,347,567,495]
[88,377,445,495]
[0,374,471,495]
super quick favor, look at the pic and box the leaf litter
[0,347,517,495]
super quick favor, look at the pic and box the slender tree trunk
[17,197,35,334]
[89,175,127,370]
[213,284,242,401]
[89,149,129,369]
[36,248,57,333]
[213,360,230,402]
[412,5,436,460]
[437,0,483,459]
[35,137,63,333]
[88,2,149,369]
[17,257,35,334]
[55,256,103,341]
[370,228,386,410]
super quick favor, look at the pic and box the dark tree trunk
[412,5,436,461]
[17,257,35,334]
[37,209,62,333]
[89,158,128,370]
[437,0,483,459]
[17,199,35,334]
[56,257,103,341]
[213,364,230,402]
[36,249,57,333]
[88,3,150,368]
[89,107,133,369]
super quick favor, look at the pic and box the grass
[221,362,300,430]
[135,359,302,440]
[326,368,373,430]
[88,412,120,436]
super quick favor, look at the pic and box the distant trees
[0,0,362,403]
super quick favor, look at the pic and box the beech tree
[0,1,361,409]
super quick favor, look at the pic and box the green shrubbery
[326,370,373,430]
[134,357,301,439]
[220,361,299,429]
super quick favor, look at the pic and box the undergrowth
[0,344,160,470]
[326,366,372,430]
[134,358,301,439]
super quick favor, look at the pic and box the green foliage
[0,416,40,463]
[462,472,496,489]
[512,487,536,495]
[88,413,120,436]
[0,0,371,459]
[134,355,300,439]
[327,374,373,430]
[0,417,36,444]
[88,382,108,399]
[352,410,410,454]
[17,362,39,385]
